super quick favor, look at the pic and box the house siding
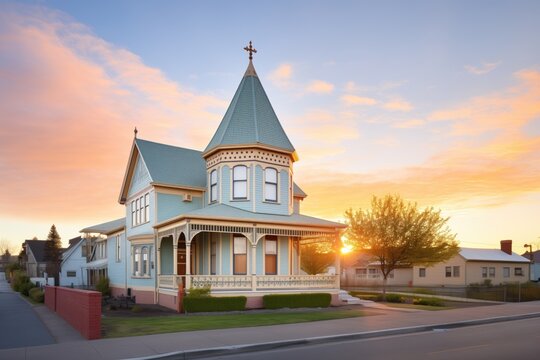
[128,156,151,197]
[156,192,203,223]
[255,166,290,215]
[107,233,127,290]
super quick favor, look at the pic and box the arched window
[133,247,141,276]
[264,168,278,202]
[233,166,247,199]
[210,170,218,202]
[142,246,149,276]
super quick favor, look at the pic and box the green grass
[102,309,366,338]
[383,303,450,311]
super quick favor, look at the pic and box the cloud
[465,61,501,75]
[268,63,293,88]
[297,70,540,221]
[392,119,425,129]
[383,99,413,112]
[0,4,225,222]
[342,94,377,106]
[306,80,334,94]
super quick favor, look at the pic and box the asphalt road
[0,272,55,349]
[201,317,540,360]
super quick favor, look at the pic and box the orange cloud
[392,119,425,128]
[306,80,334,94]
[268,63,293,89]
[0,5,225,223]
[342,94,377,106]
[465,61,501,75]
[383,99,413,112]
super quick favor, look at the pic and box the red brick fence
[44,286,101,340]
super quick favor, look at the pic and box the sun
[341,244,353,254]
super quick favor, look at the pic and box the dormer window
[264,168,278,202]
[210,170,218,202]
[233,165,247,199]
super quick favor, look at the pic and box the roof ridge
[136,138,202,154]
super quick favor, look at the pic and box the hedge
[183,296,247,313]
[263,293,331,309]
[413,297,444,306]
[29,288,44,303]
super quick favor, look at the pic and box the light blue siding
[128,157,152,197]
[256,240,264,275]
[160,236,174,275]
[255,166,289,215]
[279,236,288,275]
[156,193,203,223]
[293,199,300,214]
[107,233,127,289]
[221,234,231,275]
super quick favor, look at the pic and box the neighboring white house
[522,250,539,282]
[413,240,530,286]
[59,236,87,287]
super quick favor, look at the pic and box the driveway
[0,272,55,349]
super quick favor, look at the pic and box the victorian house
[80,46,346,309]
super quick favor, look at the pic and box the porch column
[173,244,178,275]
[334,232,341,288]
[185,243,191,289]
[251,244,257,291]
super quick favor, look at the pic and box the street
[0,273,55,349]
[201,317,540,360]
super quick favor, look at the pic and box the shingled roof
[24,240,47,263]
[204,60,296,157]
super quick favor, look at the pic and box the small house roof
[293,183,307,198]
[460,248,530,263]
[80,218,125,235]
[24,240,47,263]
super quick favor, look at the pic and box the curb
[132,312,540,360]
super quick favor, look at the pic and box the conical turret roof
[204,60,296,159]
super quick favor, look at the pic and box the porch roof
[80,218,125,235]
[155,203,346,229]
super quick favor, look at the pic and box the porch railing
[158,274,339,291]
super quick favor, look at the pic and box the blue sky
[1,0,540,251]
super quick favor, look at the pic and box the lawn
[382,303,450,311]
[102,309,366,338]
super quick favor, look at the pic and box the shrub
[263,293,331,309]
[183,296,247,313]
[413,297,444,306]
[186,286,211,298]
[131,305,143,313]
[29,288,44,303]
[384,293,403,303]
[19,281,36,296]
[11,270,30,292]
[95,277,111,297]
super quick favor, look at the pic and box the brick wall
[44,286,101,340]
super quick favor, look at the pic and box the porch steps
[338,290,362,305]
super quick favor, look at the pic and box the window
[489,267,495,277]
[355,268,367,276]
[264,168,278,202]
[515,267,523,276]
[210,238,217,275]
[132,245,152,277]
[503,267,510,278]
[210,170,218,203]
[265,236,277,275]
[115,235,121,262]
[482,267,488,278]
[419,268,426,277]
[66,271,76,277]
[445,266,452,278]
[233,235,247,274]
[233,166,247,199]
[453,266,460,277]
[131,192,150,226]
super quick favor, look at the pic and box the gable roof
[156,203,346,229]
[119,138,207,203]
[61,237,84,265]
[293,183,307,198]
[80,218,125,235]
[24,240,48,263]
[203,61,296,158]
[460,248,530,263]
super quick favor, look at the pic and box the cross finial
[134,126,138,138]
[244,41,257,61]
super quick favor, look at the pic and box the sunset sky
[1,1,539,253]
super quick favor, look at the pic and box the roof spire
[243,41,257,61]
[134,126,138,138]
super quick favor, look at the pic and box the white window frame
[482,267,488,278]
[210,170,218,203]
[419,268,426,277]
[232,166,248,200]
[453,266,460,277]
[132,245,152,277]
[503,267,510,278]
[131,192,150,227]
[445,266,452,278]
[264,167,278,202]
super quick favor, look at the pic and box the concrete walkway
[2,292,540,360]
[0,272,55,350]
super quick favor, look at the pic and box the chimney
[500,240,512,255]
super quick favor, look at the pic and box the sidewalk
[2,299,540,360]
